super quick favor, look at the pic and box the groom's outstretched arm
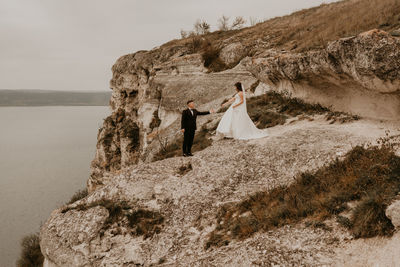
[196,108,215,115]
[196,110,210,116]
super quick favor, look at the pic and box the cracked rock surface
[40,118,400,266]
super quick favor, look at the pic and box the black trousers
[182,129,195,154]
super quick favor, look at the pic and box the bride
[216,82,269,140]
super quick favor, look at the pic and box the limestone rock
[89,48,257,190]
[386,198,400,229]
[40,119,394,266]
[242,30,400,120]
[219,42,247,67]
[88,29,400,190]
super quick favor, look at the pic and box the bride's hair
[235,82,243,91]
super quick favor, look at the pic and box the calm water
[0,106,110,267]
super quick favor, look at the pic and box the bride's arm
[221,96,235,107]
[232,92,244,108]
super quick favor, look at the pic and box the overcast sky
[0,0,338,91]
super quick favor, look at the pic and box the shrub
[201,42,228,72]
[66,188,88,204]
[16,233,44,267]
[61,199,164,239]
[127,209,164,239]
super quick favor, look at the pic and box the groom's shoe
[187,152,194,156]
[183,153,189,157]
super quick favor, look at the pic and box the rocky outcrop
[39,0,400,265]
[89,30,400,191]
[41,119,395,266]
[243,29,400,120]
[89,47,257,191]
[40,24,400,267]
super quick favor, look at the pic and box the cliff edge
[40,0,400,266]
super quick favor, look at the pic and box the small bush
[66,188,88,204]
[201,42,228,72]
[207,136,400,248]
[16,233,44,267]
[189,35,206,53]
[127,209,164,239]
[351,195,395,238]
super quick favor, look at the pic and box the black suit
[181,108,210,154]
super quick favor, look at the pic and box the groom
[181,100,214,157]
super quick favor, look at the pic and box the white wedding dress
[216,89,269,140]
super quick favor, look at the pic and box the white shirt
[189,108,193,116]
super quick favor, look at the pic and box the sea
[0,106,110,267]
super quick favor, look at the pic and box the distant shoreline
[0,89,112,106]
[0,104,110,107]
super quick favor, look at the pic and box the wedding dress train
[216,89,269,140]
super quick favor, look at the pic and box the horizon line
[0,88,111,92]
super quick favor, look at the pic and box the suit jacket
[181,108,210,131]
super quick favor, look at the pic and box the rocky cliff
[40,0,400,266]
[89,29,400,192]
[40,118,400,266]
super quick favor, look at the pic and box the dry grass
[61,199,164,239]
[113,0,400,77]
[247,91,330,128]
[66,188,88,204]
[168,0,400,72]
[201,42,228,72]
[127,209,164,239]
[113,1,400,76]
[206,135,400,249]
[187,36,229,72]
[220,91,359,129]
[178,162,193,176]
[221,0,400,53]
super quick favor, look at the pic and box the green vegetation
[206,135,400,249]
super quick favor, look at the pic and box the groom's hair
[187,100,194,105]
